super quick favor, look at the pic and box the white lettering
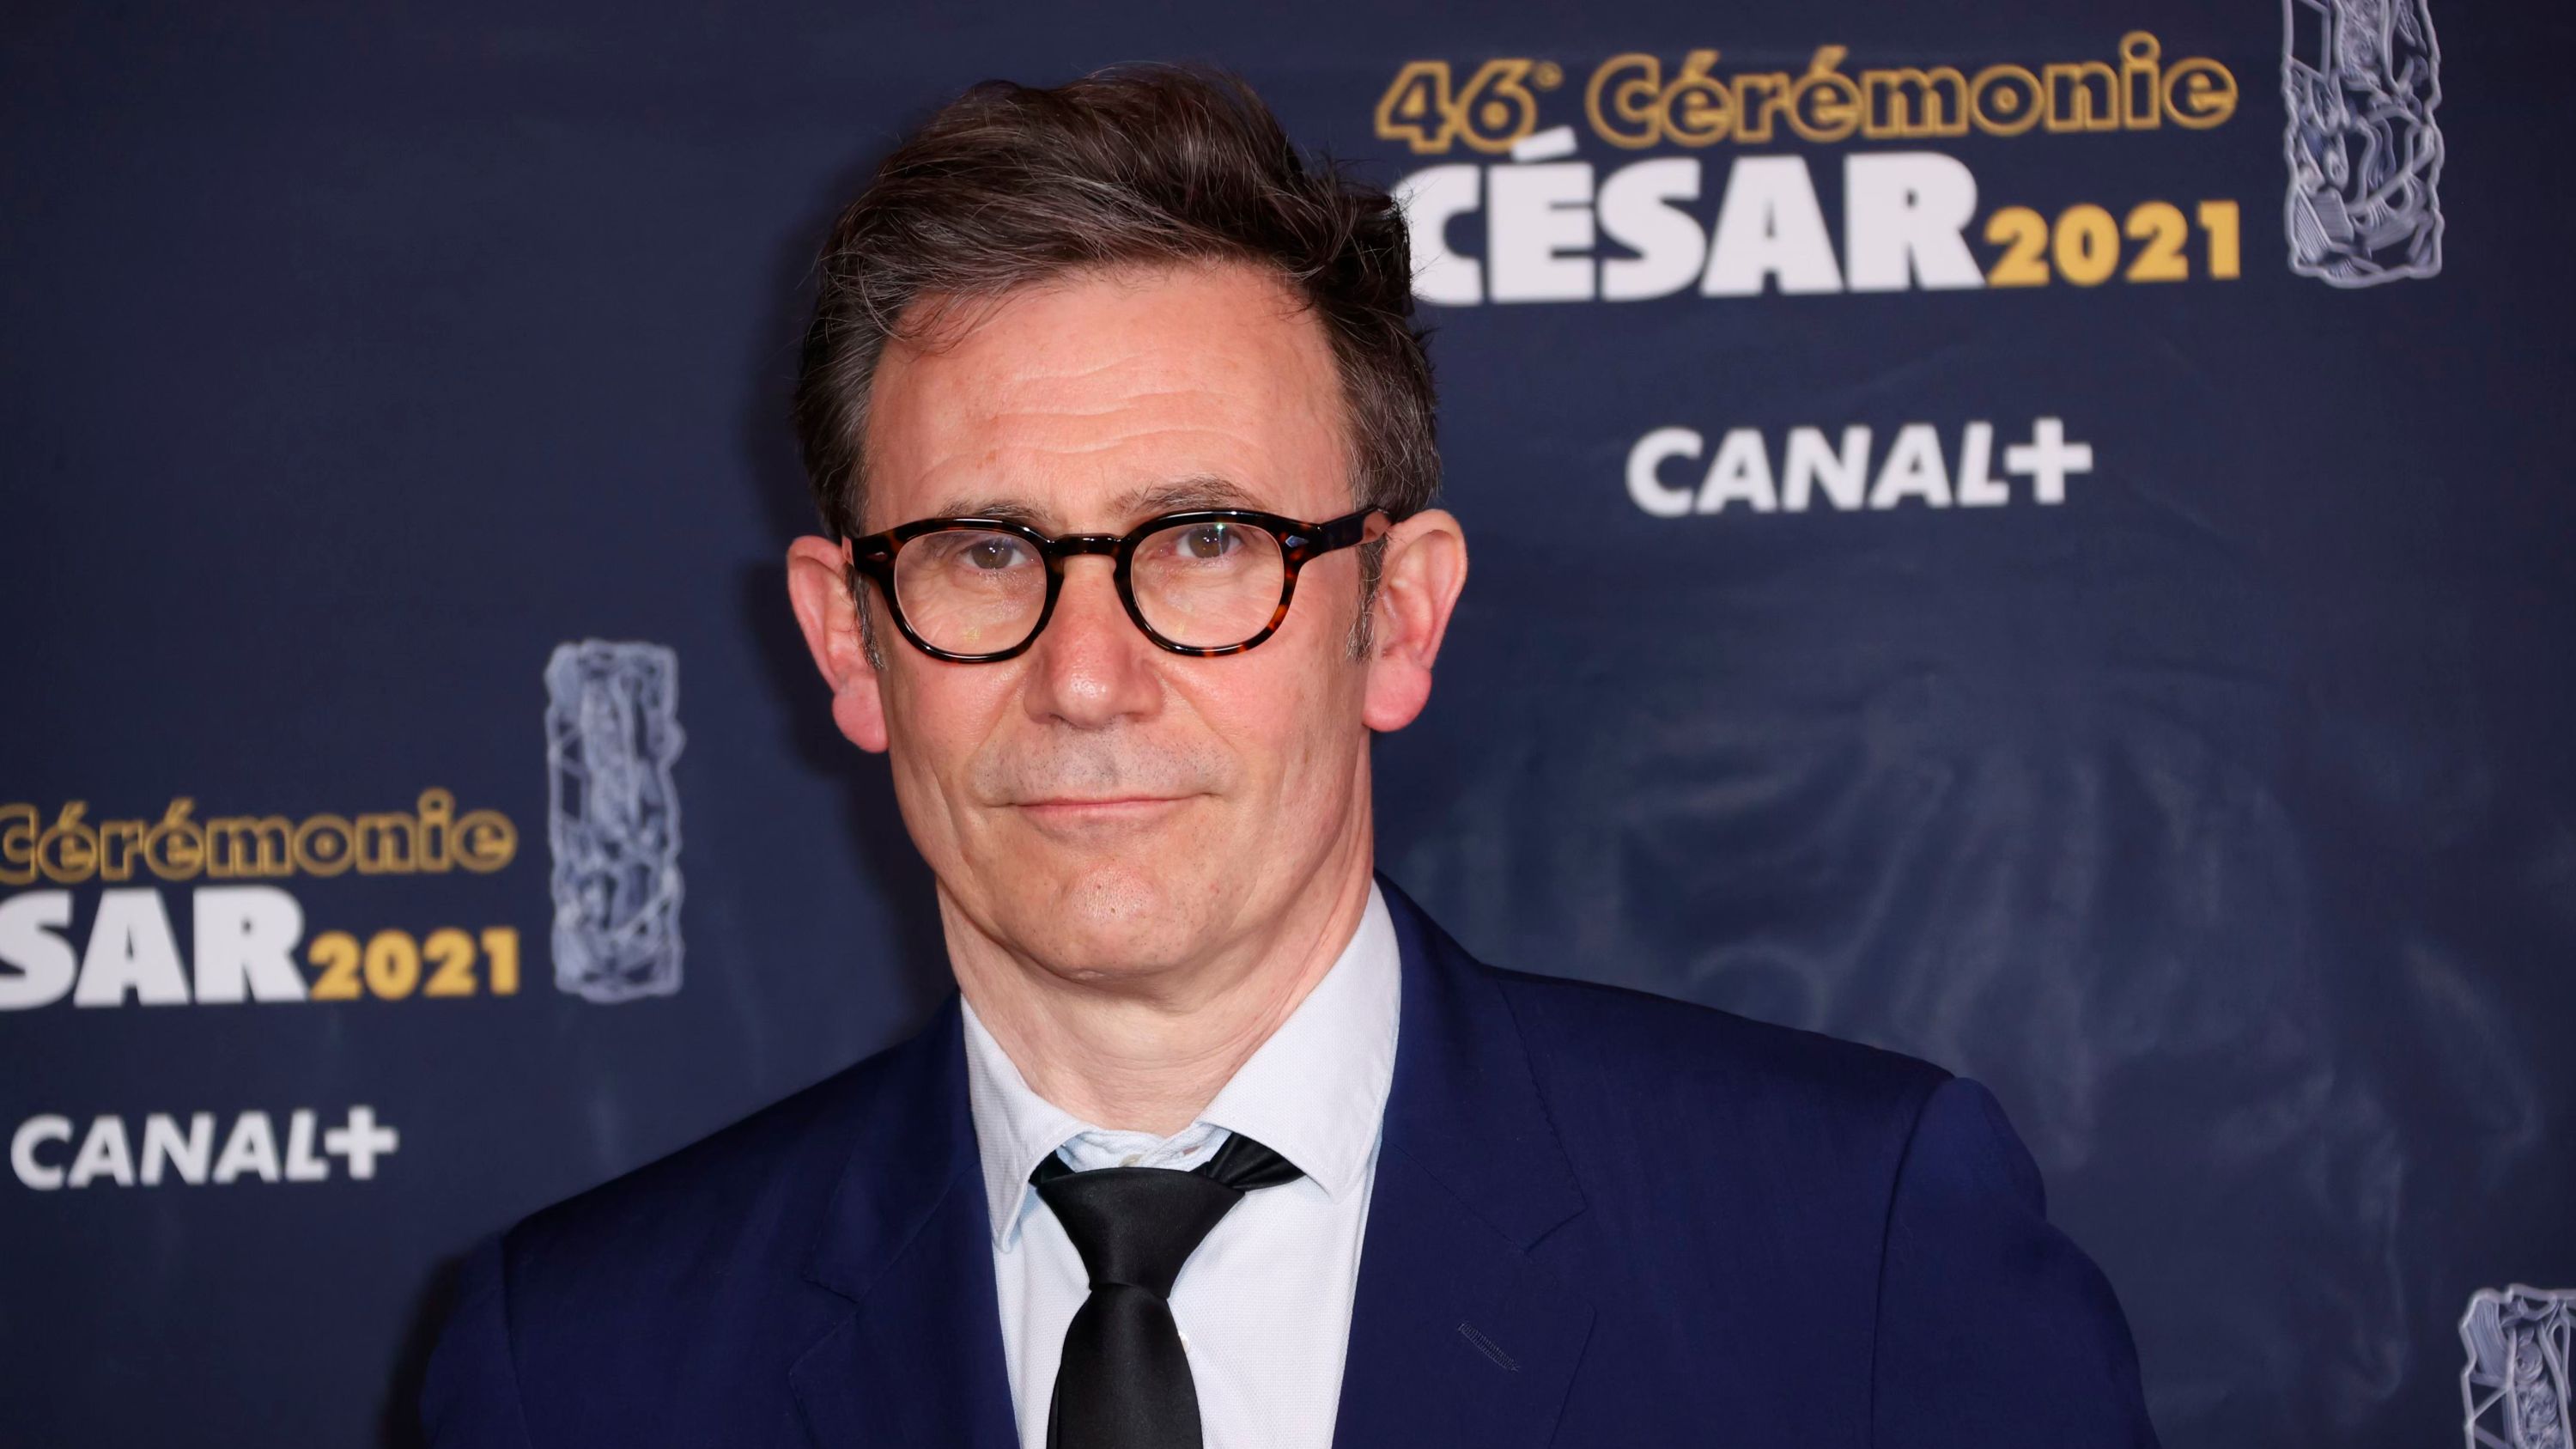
[1844,153,1984,291]
[73,888,191,1007]
[1400,153,1998,305]
[191,885,307,1004]
[1626,428,1704,517]
[14,1108,397,1190]
[1702,156,1843,295]
[324,1105,398,1180]
[284,1110,330,1182]
[1697,429,1780,513]
[1488,162,1595,302]
[1783,425,1872,511]
[0,891,77,1009]
[212,1111,282,1184]
[11,1115,71,1190]
[67,1116,135,1189]
[1631,419,2089,517]
[2005,417,2093,502]
[1395,165,1484,306]
[141,1113,214,1186]
[1870,423,1956,508]
[1956,422,2008,505]
[1598,157,1706,301]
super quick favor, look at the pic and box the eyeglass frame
[839,505,1389,663]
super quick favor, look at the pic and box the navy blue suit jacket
[422,876,2159,1446]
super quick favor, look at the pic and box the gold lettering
[1374,61,1457,154]
[204,815,294,879]
[1571,34,2231,152]
[416,787,456,871]
[36,802,96,884]
[1588,53,1666,150]
[355,812,418,874]
[2163,58,2236,129]
[1861,66,1967,138]
[1662,50,1731,147]
[143,798,204,880]
[2120,32,2161,128]
[2042,61,2119,132]
[9,789,516,882]
[1786,46,1861,143]
[1450,58,1544,154]
[292,814,355,877]
[1969,64,2043,137]
[453,811,519,874]
[1731,70,1791,143]
[0,803,37,886]
[94,818,143,880]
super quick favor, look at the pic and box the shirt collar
[959,880,1403,1249]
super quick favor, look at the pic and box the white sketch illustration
[2281,0,2445,285]
[544,640,686,1002]
[2463,1285,2573,1449]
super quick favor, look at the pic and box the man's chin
[1006,856,1222,972]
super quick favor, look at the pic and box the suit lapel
[790,994,1019,1449]
[1331,877,1595,1449]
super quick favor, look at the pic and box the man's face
[785,261,1461,985]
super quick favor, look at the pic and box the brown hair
[790,64,1438,544]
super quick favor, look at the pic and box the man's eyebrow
[1114,475,1264,514]
[921,496,1049,525]
[912,476,1265,533]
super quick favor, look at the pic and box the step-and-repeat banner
[5,2,2570,1445]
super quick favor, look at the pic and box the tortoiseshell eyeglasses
[841,507,1387,662]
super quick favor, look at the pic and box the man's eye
[937,534,1031,571]
[1182,525,1238,559]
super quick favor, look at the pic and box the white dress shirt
[959,881,1403,1449]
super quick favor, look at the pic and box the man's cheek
[1185,679,1303,768]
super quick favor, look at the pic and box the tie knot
[1030,1131,1303,1298]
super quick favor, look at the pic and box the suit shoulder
[433,1026,950,1437]
[496,1028,917,1303]
[1484,959,1952,1123]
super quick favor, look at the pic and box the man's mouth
[1013,795,1197,829]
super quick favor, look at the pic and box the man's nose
[1020,557,1162,728]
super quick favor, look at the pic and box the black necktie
[1030,1130,1305,1449]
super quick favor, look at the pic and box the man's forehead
[885,262,1330,410]
[863,261,1348,529]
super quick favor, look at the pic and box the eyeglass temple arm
[1291,507,1387,557]
[841,533,896,580]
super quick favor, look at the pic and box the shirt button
[1121,1153,1141,1166]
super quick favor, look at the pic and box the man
[422,65,2160,1448]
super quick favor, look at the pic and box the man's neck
[942,858,1376,1137]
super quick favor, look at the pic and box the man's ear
[1361,507,1468,733]
[784,535,890,753]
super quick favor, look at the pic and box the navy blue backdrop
[4,2,2572,1446]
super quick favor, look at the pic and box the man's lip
[1016,795,1191,811]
